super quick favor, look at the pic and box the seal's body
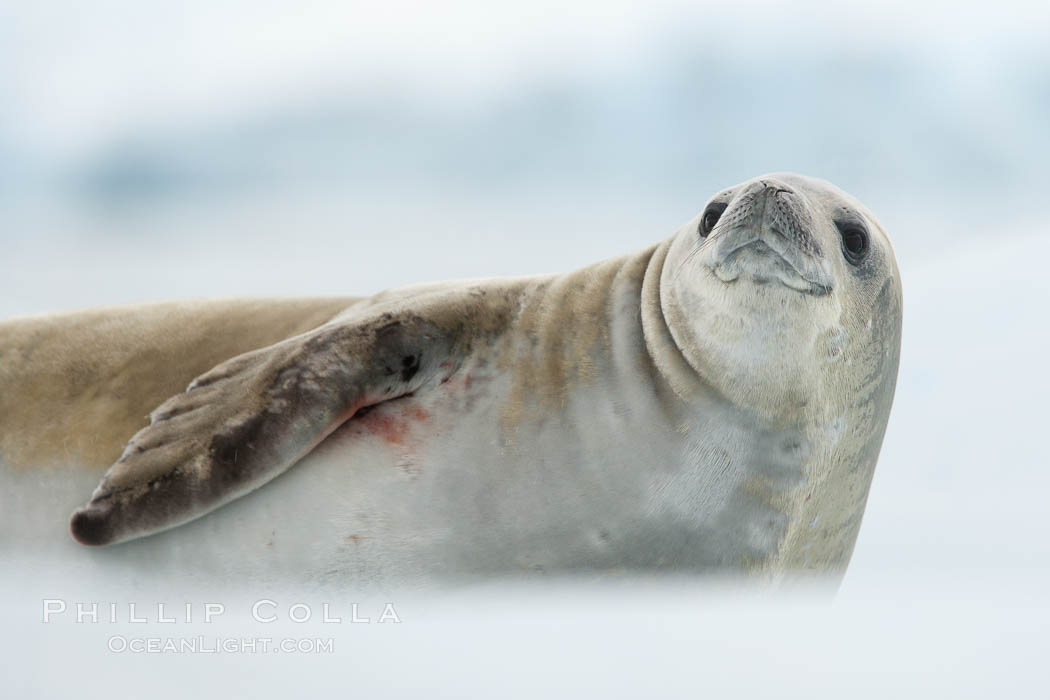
[0,174,901,586]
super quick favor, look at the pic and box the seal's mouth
[710,237,833,296]
[701,179,835,296]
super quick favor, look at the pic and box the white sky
[3,0,1048,159]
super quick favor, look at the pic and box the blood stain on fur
[356,402,430,446]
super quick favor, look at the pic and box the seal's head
[662,172,902,428]
[658,172,902,574]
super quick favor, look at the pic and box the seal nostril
[758,179,793,197]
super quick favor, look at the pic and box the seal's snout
[705,179,834,295]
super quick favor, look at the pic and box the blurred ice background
[3,0,1050,696]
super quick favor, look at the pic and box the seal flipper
[70,313,451,546]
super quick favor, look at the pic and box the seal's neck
[638,237,716,405]
[641,233,830,426]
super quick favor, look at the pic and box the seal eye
[699,203,727,238]
[838,224,869,265]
